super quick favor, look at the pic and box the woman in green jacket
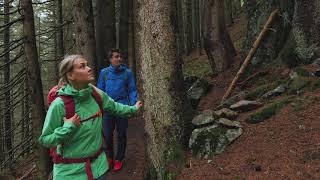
[39,55,142,180]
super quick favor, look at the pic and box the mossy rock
[246,97,292,123]
[189,125,242,158]
[288,77,311,94]
[245,82,279,100]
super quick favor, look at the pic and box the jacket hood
[58,84,93,99]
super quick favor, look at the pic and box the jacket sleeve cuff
[63,121,76,129]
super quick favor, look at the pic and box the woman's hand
[135,101,143,110]
[64,114,81,127]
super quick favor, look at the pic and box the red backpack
[47,85,105,180]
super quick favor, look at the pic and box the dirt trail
[107,116,146,180]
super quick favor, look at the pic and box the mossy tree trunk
[134,0,194,179]
[241,0,320,71]
[21,0,49,178]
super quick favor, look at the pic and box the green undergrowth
[183,55,212,78]
[247,96,292,123]
[245,80,285,100]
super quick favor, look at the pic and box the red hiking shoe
[108,158,113,169]
[113,160,123,171]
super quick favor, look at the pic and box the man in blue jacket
[97,48,138,171]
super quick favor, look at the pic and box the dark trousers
[103,114,128,161]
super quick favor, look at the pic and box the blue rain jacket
[97,64,137,106]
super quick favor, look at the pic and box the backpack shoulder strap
[103,67,109,82]
[59,95,75,119]
[125,69,129,81]
[91,88,104,116]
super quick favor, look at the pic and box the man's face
[110,52,122,67]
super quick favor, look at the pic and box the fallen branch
[16,164,36,180]
[221,9,280,102]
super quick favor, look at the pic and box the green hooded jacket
[38,84,138,179]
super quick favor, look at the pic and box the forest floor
[177,66,320,179]
[177,13,320,180]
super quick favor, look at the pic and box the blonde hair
[59,55,84,83]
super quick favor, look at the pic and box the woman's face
[67,58,94,84]
[110,52,122,67]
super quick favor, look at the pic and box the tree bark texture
[21,0,49,178]
[205,0,236,73]
[56,0,64,80]
[225,0,233,25]
[72,0,98,76]
[95,0,115,70]
[128,0,136,74]
[176,0,185,56]
[3,0,12,161]
[186,0,193,54]
[134,0,193,178]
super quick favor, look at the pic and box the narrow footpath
[107,116,146,180]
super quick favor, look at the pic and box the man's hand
[64,114,81,127]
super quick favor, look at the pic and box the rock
[189,124,242,159]
[214,108,238,120]
[312,58,320,67]
[219,91,247,108]
[191,110,216,127]
[289,71,299,79]
[230,100,263,112]
[218,118,242,128]
[253,164,262,172]
[262,84,287,99]
[187,77,211,109]
[313,69,320,77]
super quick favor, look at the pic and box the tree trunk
[21,0,49,178]
[119,0,130,64]
[134,0,194,178]
[186,0,193,54]
[206,0,236,73]
[95,0,115,70]
[73,0,98,76]
[128,0,136,74]
[193,0,200,53]
[3,0,12,163]
[225,0,233,25]
[176,0,185,56]
[56,0,64,80]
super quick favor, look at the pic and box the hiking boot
[108,158,113,169]
[113,160,123,171]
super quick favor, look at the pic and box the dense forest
[0,0,319,179]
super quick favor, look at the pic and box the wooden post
[221,9,279,102]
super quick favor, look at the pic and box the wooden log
[221,9,280,102]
